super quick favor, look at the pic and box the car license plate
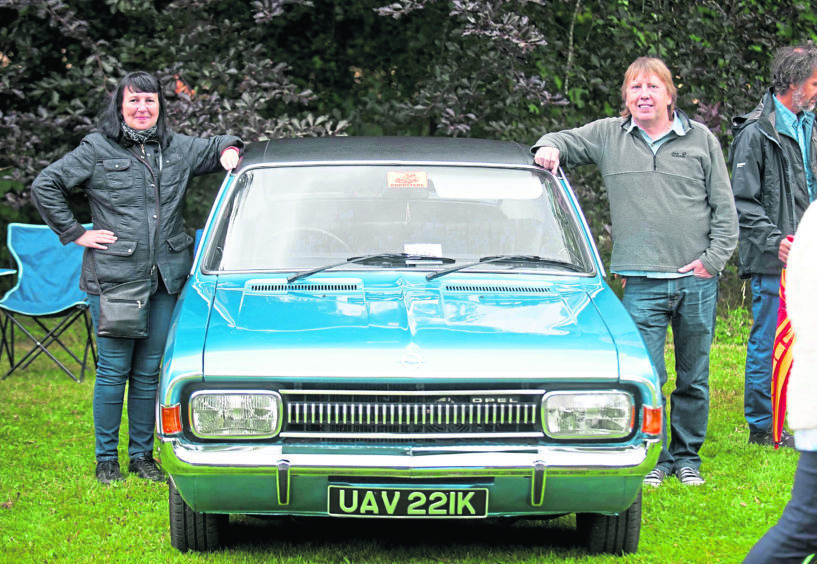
[328,486,488,518]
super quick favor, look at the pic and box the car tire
[169,479,228,552]
[575,490,641,554]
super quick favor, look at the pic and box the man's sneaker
[95,460,124,484]
[643,468,667,487]
[675,467,705,486]
[748,428,795,448]
[128,455,166,482]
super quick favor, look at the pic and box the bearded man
[730,44,817,448]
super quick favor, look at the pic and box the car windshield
[204,165,594,274]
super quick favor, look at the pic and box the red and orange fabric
[174,74,195,98]
[772,245,796,449]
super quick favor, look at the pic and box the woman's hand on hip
[75,230,117,250]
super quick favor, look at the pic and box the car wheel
[169,479,228,552]
[575,490,641,554]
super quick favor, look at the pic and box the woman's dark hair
[98,71,168,146]
[772,43,817,93]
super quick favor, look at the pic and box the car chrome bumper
[162,439,659,477]
[161,439,660,514]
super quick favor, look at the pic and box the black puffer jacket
[32,130,242,294]
[729,88,814,277]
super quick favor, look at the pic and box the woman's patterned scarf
[121,121,158,144]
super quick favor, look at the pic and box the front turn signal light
[642,406,662,436]
[162,403,182,435]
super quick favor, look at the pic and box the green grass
[0,309,799,563]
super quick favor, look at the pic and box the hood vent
[245,278,362,294]
[443,283,552,294]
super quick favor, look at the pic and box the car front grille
[280,389,544,439]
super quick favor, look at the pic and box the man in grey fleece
[531,57,738,487]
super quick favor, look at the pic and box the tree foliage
[1,0,816,304]
[0,0,348,226]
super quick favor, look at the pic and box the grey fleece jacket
[532,111,738,275]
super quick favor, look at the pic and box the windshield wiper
[287,253,456,283]
[426,254,584,281]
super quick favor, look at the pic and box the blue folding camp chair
[0,223,97,382]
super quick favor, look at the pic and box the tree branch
[564,0,581,94]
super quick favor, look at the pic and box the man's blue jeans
[621,275,718,473]
[88,284,177,462]
[744,274,780,434]
[743,450,817,563]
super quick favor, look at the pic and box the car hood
[202,275,619,380]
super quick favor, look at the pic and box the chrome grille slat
[280,389,544,439]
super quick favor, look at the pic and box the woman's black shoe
[96,460,124,484]
[128,455,166,482]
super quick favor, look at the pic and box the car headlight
[189,390,282,438]
[541,391,635,439]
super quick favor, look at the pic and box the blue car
[157,136,661,554]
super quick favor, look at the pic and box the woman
[744,201,817,562]
[31,71,242,484]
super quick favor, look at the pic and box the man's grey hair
[772,43,817,93]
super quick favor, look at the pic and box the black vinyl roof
[238,136,535,170]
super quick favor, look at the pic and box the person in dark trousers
[531,56,738,487]
[729,44,817,448]
[31,71,243,484]
[743,202,817,563]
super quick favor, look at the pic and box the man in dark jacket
[729,44,817,447]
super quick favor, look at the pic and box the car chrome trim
[280,389,544,437]
[164,441,659,476]
[279,389,546,396]
[558,172,606,276]
[619,371,663,405]
[159,371,203,406]
[191,174,234,274]
[277,459,291,505]
[531,460,546,507]
[280,431,544,439]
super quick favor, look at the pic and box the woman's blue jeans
[621,275,718,473]
[88,285,177,462]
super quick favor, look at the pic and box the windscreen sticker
[388,171,428,188]
[404,243,442,257]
